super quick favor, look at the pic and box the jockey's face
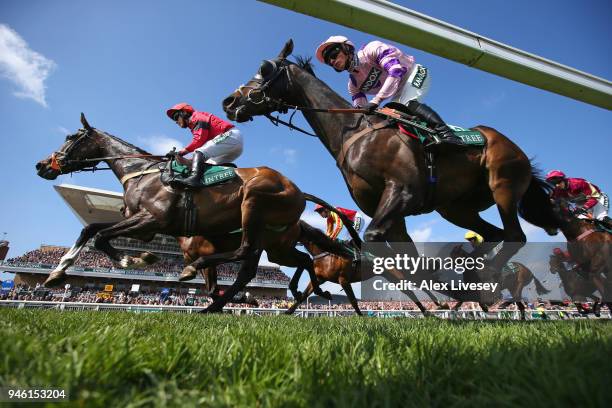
[175,113,189,128]
[327,49,348,72]
[553,179,567,189]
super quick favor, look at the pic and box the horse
[520,194,611,308]
[35,114,360,312]
[286,224,443,315]
[221,39,554,294]
[449,260,549,319]
[549,253,603,315]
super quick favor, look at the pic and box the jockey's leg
[405,100,462,144]
[199,128,244,165]
[172,151,206,188]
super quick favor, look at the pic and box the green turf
[0,310,610,407]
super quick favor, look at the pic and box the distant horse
[450,260,549,320]
[35,114,359,312]
[521,195,611,308]
[285,226,442,315]
[549,253,603,315]
[222,39,555,298]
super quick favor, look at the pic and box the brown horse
[450,260,549,319]
[520,196,611,306]
[549,253,603,315]
[222,40,554,293]
[35,114,358,312]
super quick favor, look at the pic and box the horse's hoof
[179,266,197,281]
[140,251,158,264]
[318,290,332,301]
[292,291,304,303]
[43,270,66,287]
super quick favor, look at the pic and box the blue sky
[0,0,610,288]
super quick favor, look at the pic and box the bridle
[50,128,165,174]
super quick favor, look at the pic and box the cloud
[138,135,183,155]
[0,24,56,107]
[271,147,298,165]
[57,126,70,135]
[300,210,326,231]
[520,219,565,243]
[482,91,506,109]
[259,251,279,267]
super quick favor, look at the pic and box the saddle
[377,106,487,148]
[159,157,237,188]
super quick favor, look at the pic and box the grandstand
[1,184,290,298]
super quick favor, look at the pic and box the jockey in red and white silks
[546,170,610,223]
[166,103,244,188]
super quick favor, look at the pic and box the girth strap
[337,120,393,168]
[120,169,161,186]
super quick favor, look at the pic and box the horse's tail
[518,163,558,230]
[533,276,551,295]
[303,192,362,247]
[298,220,354,259]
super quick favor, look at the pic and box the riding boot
[406,100,463,145]
[173,151,206,188]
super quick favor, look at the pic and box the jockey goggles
[323,44,344,65]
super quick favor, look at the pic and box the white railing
[1,300,608,319]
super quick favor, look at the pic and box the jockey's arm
[368,43,413,105]
[183,122,210,153]
[348,80,367,108]
[328,212,344,240]
[581,181,601,210]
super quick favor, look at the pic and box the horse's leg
[285,282,315,315]
[517,301,526,320]
[341,280,362,316]
[92,212,160,266]
[487,174,529,270]
[43,222,116,287]
[203,249,262,313]
[202,267,219,298]
[267,247,331,300]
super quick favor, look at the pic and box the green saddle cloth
[171,160,237,186]
[447,125,486,145]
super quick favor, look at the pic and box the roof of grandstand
[54,184,124,225]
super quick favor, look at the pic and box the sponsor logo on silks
[411,65,428,89]
[360,67,383,92]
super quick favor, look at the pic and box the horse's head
[223,39,298,123]
[36,113,102,180]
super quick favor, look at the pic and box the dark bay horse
[222,39,553,283]
[35,114,358,311]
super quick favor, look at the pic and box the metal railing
[1,300,608,320]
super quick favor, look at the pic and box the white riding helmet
[315,35,355,64]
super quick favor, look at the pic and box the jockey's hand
[572,207,587,216]
[178,149,189,157]
[164,148,177,159]
[363,102,379,113]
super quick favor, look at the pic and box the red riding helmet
[545,170,566,182]
[166,103,195,119]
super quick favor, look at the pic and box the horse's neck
[291,68,363,158]
[561,219,591,241]
[95,132,157,183]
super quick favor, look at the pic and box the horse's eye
[258,60,275,78]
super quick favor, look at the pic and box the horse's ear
[80,113,92,130]
[278,39,294,59]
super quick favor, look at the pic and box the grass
[0,310,610,407]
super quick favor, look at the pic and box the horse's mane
[94,128,152,155]
[295,55,316,77]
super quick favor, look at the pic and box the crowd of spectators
[5,247,290,284]
[0,284,598,318]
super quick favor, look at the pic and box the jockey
[464,230,484,249]
[166,103,244,188]
[315,35,462,144]
[545,170,610,225]
[314,204,359,240]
